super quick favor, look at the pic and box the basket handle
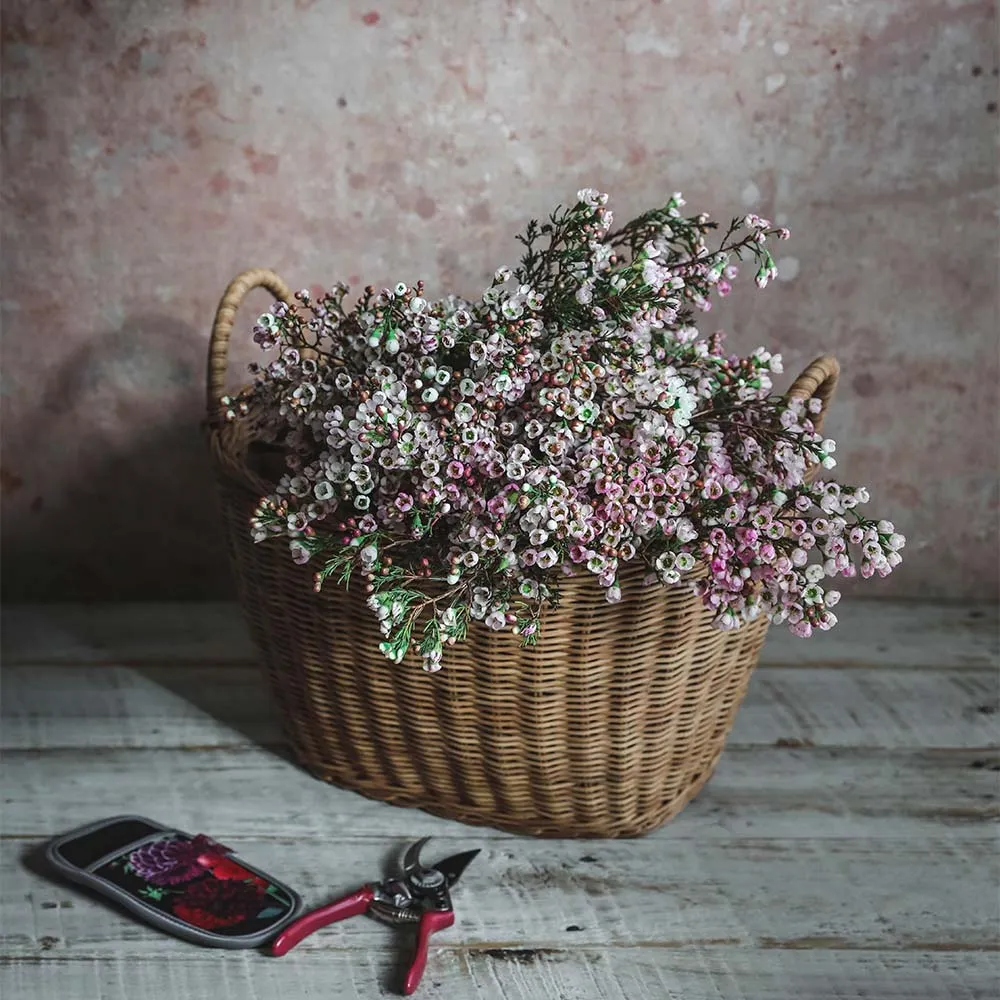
[207,268,293,419]
[786,355,840,434]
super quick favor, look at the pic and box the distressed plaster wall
[1,0,997,601]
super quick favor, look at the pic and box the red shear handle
[403,909,455,996]
[270,886,375,957]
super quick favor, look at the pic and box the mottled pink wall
[2,0,997,601]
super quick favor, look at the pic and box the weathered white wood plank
[2,744,995,842]
[733,668,1000,749]
[3,600,996,669]
[4,836,997,958]
[0,665,280,750]
[3,665,997,751]
[0,602,257,666]
[3,948,996,1000]
[759,601,997,671]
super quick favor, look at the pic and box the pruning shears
[270,837,480,995]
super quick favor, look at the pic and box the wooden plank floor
[1,601,997,999]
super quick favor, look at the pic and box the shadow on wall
[1,313,237,601]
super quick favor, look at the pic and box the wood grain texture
[2,744,996,842]
[3,949,996,1000]
[2,600,997,669]
[3,665,997,752]
[2,601,997,1000]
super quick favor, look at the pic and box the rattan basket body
[207,269,840,838]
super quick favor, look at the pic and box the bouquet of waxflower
[223,189,904,671]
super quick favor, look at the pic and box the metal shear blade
[403,836,480,887]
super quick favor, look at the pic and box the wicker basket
[206,268,840,838]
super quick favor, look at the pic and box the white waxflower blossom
[313,480,335,501]
[674,552,696,573]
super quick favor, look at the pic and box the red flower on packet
[201,854,268,888]
[190,835,270,888]
[171,878,269,930]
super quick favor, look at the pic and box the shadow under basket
[206,268,840,839]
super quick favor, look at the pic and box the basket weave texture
[206,268,840,838]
